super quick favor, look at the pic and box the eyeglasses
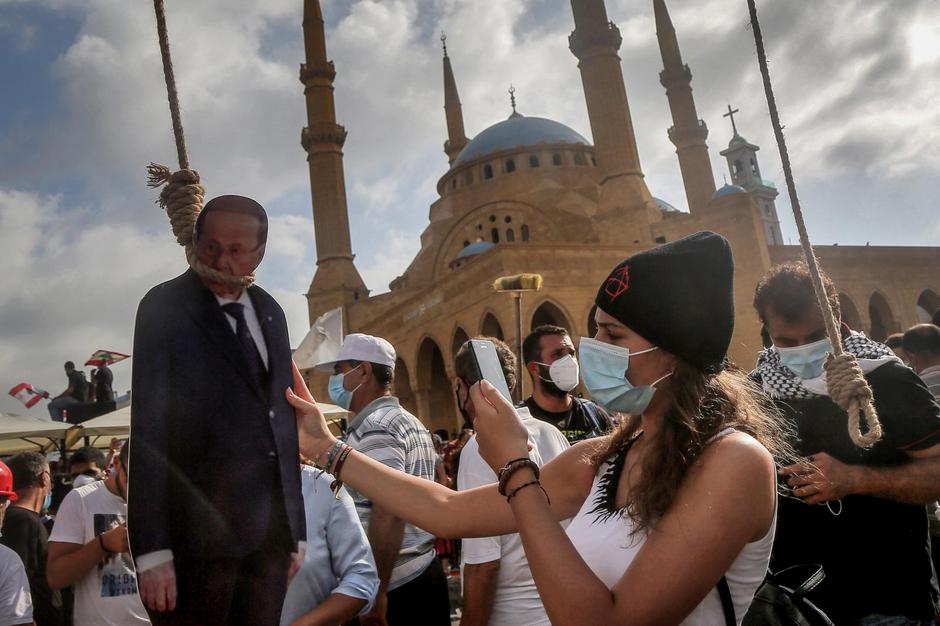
[195,239,262,263]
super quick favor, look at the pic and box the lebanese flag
[8,383,50,409]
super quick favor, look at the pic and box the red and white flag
[8,383,50,409]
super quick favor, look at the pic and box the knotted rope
[747,0,881,447]
[148,0,253,288]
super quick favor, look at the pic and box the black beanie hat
[594,231,734,372]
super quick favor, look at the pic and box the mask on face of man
[532,354,580,397]
[775,338,833,380]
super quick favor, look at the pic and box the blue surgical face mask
[578,337,672,415]
[775,338,833,380]
[328,364,363,410]
[43,492,52,512]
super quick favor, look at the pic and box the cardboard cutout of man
[128,196,305,625]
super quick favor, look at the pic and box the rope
[746,0,881,447]
[148,0,254,288]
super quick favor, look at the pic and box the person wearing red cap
[289,232,797,625]
[0,459,35,625]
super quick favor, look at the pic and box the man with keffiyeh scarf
[752,262,940,626]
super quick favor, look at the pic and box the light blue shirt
[280,468,378,626]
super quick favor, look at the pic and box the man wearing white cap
[316,333,450,626]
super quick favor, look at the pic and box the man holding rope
[752,262,940,624]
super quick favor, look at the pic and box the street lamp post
[493,273,543,402]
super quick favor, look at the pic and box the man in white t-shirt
[453,337,569,626]
[0,459,33,626]
[47,443,149,626]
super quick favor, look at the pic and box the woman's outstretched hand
[287,360,338,461]
[470,380,531,473]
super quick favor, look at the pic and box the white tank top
[564,429,775,625]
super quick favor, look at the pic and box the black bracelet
[506,479,551,504]
[497,459,540,496]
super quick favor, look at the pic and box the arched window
[552,153,562,166]
[463,171,474,185]
[573,152,587,166]
[505,159,516,173]
[733,160,742,176]
[491,228,500,243]
[483,164,493,179]
[529,155,540,168]
[451,179,457,189]
[750,158,759,176]
[506,228,515,242]
[521,224,530,241]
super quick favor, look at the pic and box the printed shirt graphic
[49,481,150,626]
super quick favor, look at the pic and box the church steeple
[301,0,367,318]
[719,105,783,245]
[568,0,657,243]
[654,0,715,213]
[441,34,469,165]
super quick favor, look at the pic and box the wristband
[497,459,540,496]
[330,445,353,499]
[318,439,344,470]
[97,533,113,555]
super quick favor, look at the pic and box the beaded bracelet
[506,479,551,504]
[497,458,540,497]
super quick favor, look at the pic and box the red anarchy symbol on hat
[604,265,630,301]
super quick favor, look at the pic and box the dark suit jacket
[128,269,305,563]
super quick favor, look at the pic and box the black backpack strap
[717,576,736,626]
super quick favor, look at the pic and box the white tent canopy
[0,414,71,456]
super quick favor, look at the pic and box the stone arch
[451,326,470,362]
[480,311,505,341]
[393,357,417,416]
[868,291,899,342]
[586,304,598,338]
[915,289,940,323]
[416,337,457,432]
[838,293,863,331]
[530,299,573,335]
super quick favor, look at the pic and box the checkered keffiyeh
[753,332,895,400]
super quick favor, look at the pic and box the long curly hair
[591,361,796,535]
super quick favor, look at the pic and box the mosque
[300,0,940,432]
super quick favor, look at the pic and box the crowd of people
[2,193,938,626]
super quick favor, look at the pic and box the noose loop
[148,0,254,288]
[747,0,880,447]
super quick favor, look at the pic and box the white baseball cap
[315,333,397,372]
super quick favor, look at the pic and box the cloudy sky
[1,0,938,416]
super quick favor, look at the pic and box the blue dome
[453,115,590,166]
[653,197,681,213]
[712,183,747,199]
[455,240,495,260]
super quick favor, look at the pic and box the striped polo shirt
[344,395,438,590]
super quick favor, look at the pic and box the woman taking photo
[289,232,792,625]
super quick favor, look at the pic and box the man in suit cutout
[128,196,305,625]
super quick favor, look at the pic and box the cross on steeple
[723,104,740,136]
[440,32,447,57]
[509,84,517,114]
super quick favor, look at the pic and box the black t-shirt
[524,396,612,443]
[95,365,114,403]
[0,506,64,626]
[770,361,940,623]
[67,370,87,402]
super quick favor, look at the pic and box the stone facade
[301,0,940,434]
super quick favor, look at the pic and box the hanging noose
[147,0,254,288]
[747,0,881,447]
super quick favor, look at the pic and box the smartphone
[468,339,513,403]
